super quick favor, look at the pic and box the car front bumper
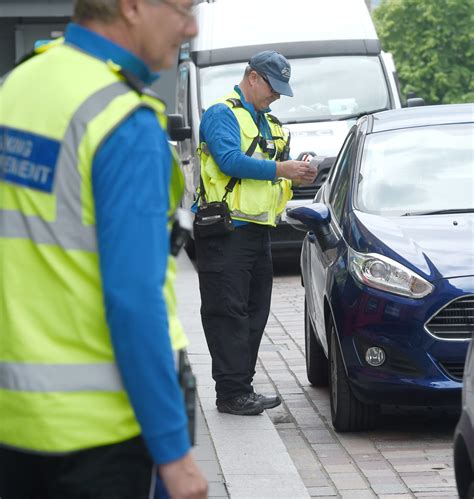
[334,276,473,406]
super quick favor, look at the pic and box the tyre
[328,319,378,431]
[304,298,328,386]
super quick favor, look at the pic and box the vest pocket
[230,179,272,216]
[275,179,293,215]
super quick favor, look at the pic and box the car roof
[368,103,474,133]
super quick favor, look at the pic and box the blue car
[287,104,474,432]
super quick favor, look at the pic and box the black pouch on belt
[193,200,234,238]
[194,136,259,238]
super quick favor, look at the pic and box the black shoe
[216,394,264,415]
[250,392,281,409]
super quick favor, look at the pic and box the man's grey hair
[244,65,253,78]
[73,0,161,23]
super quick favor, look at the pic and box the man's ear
[119,0,141,24]
[248,70,258,87]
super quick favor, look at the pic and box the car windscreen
[356,122,474,217]
[199,56,390,123]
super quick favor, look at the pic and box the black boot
[250,392,281,409]
[217,394,264,415]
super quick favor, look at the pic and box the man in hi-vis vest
[0,1,207,498]
[196,51,317,416]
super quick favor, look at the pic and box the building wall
[0,17,15,75]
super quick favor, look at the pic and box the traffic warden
[0,1,207,498]
[195,50,317,415]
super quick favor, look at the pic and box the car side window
[328,134,354,223]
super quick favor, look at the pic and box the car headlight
[348,248,434,299]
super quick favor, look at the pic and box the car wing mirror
[405,92,425,108]
[406,97,425,107]
[168,114,192,141]
[287,203,337,251]
[287,203,331,231]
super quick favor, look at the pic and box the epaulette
[267,113,282,126]
[14,37,64,68]
[226,98,243,108]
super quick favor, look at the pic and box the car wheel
[304,298,328,386]
[328,319,378,432]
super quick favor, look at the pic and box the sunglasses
[257,72,281,96]
[160,0,195,20]
[250,67,273,91]
[258,72,271,88]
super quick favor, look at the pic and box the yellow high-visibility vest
[0,41,186,453]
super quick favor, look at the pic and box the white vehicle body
[176,0,402,254]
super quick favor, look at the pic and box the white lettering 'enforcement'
[0,154,52,186]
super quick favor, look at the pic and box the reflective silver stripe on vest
[0,81,132,251]
[0,362,124,392]
[230,209,269,222]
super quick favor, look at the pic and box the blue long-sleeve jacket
[65,23,189,465]
[200,85,278,181]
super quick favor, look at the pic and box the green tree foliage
[373,0,474,104]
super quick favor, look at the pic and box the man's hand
[276,160,318,185]
[159,452,208,499]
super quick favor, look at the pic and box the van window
[200,63,247,111]
[199,56,390,121]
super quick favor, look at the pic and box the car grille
[438,360,465,381]
[291,184,320,200]
[426,296,474,340]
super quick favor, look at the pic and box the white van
[175,0,403,256]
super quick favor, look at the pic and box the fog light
[365,347,385,367]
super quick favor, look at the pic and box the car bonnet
[347,210,474,282]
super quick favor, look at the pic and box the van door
[176,62,197,210]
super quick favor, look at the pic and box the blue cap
[249,50,293,97]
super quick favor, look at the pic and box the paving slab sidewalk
[176,252,310,499]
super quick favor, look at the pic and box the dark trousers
[0,436,154,499]
[196,224,273,401]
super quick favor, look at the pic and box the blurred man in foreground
[0,1,207,498]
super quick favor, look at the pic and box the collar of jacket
[234,85,272,139]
